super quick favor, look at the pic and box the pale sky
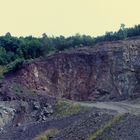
[0,0,140,37]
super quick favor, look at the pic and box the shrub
[54,99,89,117]
[6,58,24,73]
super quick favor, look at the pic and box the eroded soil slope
[5,38,140,101]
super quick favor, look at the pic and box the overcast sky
[0,0,140,37]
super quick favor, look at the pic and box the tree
[0,47,8,65]
[120,24,125,30]
[5,32,11,37]
[118,24,127,39]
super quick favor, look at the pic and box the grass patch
[54,99,90,117]
[0,58,24,76]
[87,115,122,140]
[34,128,59,140]
[0,66,7,84]
[0,66,7,78]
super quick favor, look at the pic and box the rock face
[0,105,15,128]
[10,38,140,101]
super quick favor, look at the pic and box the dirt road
[1,100,140,140]
[78,101,140,114]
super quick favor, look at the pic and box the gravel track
[0,112,87,140]
[78,101,140,114]
[1,101,140,140]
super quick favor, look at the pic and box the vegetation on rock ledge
[0,24,140,66]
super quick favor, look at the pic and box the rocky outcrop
[0,104,15,128]
[8,38,140,101]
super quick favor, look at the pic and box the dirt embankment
[3,38,139,101]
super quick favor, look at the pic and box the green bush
[6,58,24,73]
[54,99,90,117]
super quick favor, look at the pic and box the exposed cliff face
[9,38,140,101]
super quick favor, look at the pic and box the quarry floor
[0,99,140,140]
